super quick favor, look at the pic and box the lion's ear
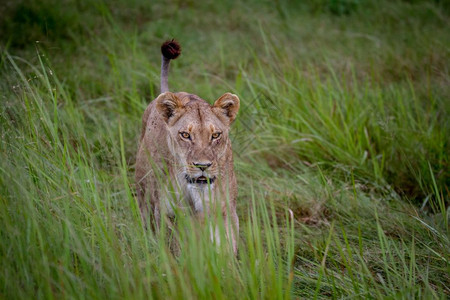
[213,93,240,124]
[155,92,184,123]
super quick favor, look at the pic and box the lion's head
[154,91,240,186]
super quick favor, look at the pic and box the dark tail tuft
[161,39,181,60]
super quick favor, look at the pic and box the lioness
[135,40,239,254]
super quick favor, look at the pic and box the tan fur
[135,91,240,254]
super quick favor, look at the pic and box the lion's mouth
[185,175,216,185]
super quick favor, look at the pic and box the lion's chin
[185,174,216,185]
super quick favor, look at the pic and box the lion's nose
[193,162,212,171]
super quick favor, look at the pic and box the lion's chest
[160,182,215,217]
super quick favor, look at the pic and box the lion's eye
[180,132,191,139]
[212,132,221,139]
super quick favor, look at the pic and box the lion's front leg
[137,179,162,232]
[226,209,239,255]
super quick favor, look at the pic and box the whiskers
[175,163,218,179]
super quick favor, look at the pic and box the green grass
[1,0,449,298]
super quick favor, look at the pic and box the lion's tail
[160,39,181,93]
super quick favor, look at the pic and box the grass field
[1,0,449,298]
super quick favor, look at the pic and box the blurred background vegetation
[0,0,449,298]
